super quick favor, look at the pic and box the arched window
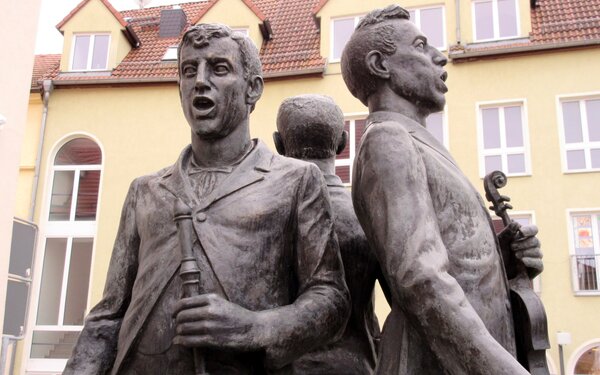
[28,137,102,373]
[573,340,600,375]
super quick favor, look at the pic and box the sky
[34,0,196,54]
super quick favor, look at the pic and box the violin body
[484,171,550,375]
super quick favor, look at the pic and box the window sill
[479,172,532,179]
[573,291,600,296]
[563,169,600,175]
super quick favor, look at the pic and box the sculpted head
[274,94,347,160]
[341,5,448,115]
[178,23,264,140]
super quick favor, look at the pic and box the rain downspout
[455,0,462,45]
[28,79,53,222]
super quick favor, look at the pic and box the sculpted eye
[182,65,197,77]
[415,40,425,50]
[214,64,230,75]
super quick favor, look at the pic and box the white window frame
[69,33,111,71]
[476,99,531,178]
[408,5,447,51]
[231,27,249,36]
[330,15,362,63]
[556,91,600,174]
[472,0,521,42]
[566,208,600,296]
[24,134,104,373]
[335,112,368,185]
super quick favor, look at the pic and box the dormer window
[473,0,519,41]
[71,34,110,71]
[162,46,178,61]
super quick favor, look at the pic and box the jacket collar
[159,139,273,211]
[323,173,345,188]
[367,111,457,168]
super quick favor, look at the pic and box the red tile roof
[43,0,600,82]
[31,54,61,90]
[530,0,600,43]
[56,0,127,31]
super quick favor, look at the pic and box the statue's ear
[273,131,286,156]
[246,75,264,106]
[366,50,390,79]
[336,130,348,155]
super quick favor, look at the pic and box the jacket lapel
[196,140,272,211]
[158,145,199,208]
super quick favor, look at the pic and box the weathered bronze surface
[341,5,544,374]
[274,94,390,375]
[64,24,350,375]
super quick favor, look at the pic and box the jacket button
[196,213,207,222]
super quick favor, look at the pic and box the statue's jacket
[293,174,385,375]
[352,111,528,375]
[63,140,350,375]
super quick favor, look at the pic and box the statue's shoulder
[362,118,414,151]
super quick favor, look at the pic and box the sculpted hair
[340,5,410,106]
[178,23,262,81]
[277,95,345,159]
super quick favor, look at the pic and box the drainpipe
[455,0,462,45]
[28,79,53,222]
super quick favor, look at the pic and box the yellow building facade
[15,0,600,373]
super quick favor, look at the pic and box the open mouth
[193,96,215,111]
[440,71,448,82]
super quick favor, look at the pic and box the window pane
[498,0,518,38]
[72,35,90,70]
[55,138,102,165]
[426,112,444,145]
[586,99,600,142]
[591,149,600,169]
[49,171,74,221]
[482,108,501,149]
[91,35,109,70]
[504,106,523,147]
[332,18,355,60]
[567,149,586,170]
[63,239,93,325]
[3,280,29,336]
[335,165,350,184]
[474,1,494,40]
[37,239,67,325]
[31,330,80,359]
[507,153,525,174]
[420,7,444,49]
[75,170,100,221]
[485,155,502,174]
[337,121,350,159]
[355,119,367,151]
[562,101,583,144]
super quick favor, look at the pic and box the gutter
[450,38,600,61]
[28,80,53,222]
[455,0,461,45]
[49,67,326,86]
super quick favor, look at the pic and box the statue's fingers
[173,293,218,317]
[521,257,544,273]
[518,224,538,238]
[173,334,211,348]
[512,236,540,252]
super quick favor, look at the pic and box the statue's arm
[261,163,350,370]
[63,179,140,375]
[352,123,527,375]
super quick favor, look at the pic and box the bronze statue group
[64,5,547,375]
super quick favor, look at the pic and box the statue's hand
[173,293,268,351]
[498,222,543,279]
